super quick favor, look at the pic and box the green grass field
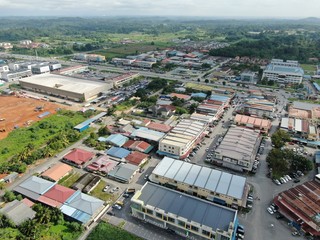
[0,112,86,163]
[59,172,81,188]
[89,181,115,202]
[37,224,82,240]
[185,82,213,91]
[301,64,316,74]
[87,222,142,240]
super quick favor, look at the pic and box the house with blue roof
[191,92,207,99]
[106,147,131,159]
[104,134,129,147]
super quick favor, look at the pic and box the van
[126,188,136,194]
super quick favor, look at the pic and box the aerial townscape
[1,2,320,240]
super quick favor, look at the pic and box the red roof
[123,140,152,153]
[42,184,75,203]
[22,198,34,207]
[125,151,148,166]
[63,148,94,165]
[146,122,172,133]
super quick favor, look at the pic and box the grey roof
[136,182,237,231]
[292,101,320,111]
[64,190,104,215]
[18,176,56,195]
[13,186,41,201]
[152,157,246,199]
[108,163,139,182]
[0,200,36,225]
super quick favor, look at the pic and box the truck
[125,188,136,194]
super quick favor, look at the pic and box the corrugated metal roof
[106,147,130,159]
[136,182,237,231]
[152,157,246,200]
[18,176,56,195]
[105,134,129,147]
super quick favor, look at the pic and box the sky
[1,0,319,18]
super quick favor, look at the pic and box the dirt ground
[0,95,68,140]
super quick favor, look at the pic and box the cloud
[1,0,320,17]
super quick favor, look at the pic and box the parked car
[274,179,281,185]
[112,204,122,210]
[107,211,115,216]
[103,184,110,192]
[293,178,301,183]
[267,207,274,214]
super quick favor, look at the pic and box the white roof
[152,157,246,200]
[19,73,107,94]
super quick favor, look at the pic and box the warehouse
[158,119,207,159]
[149,157,248,208]
[19,73,110,102]
[213,126,261,172]
[131,182,238,240]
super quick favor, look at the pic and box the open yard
[301,64,316,74]
[59,172,82,188]
[89,180,115,202]
[0,96,67,139]
[185,82,213,91]
[87,222,142,240]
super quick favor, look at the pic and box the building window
[146,209,153,215]
[155,212,163,219]
[186,224,191,230]
[177,220,185,227]
[202,229,211,237]
[191,225,199,232]
[167,216,175,223]
[233,198,238,202]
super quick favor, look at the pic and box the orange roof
[125,151,148,165]
[0,173,8,180]
[41,163,73,182]
[170,93,191,100]
[146,122,172,133]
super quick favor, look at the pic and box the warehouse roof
[105,134,129,147]
[19,73,107,94]
[106,147,130,159]
[131,127,165,142]
[74,112,107,130]
[292,101,320,111]
[41,163,73,182]
[135,182,237,231]
[210,94,230,103]
[152,157,246,199]
[215,126,260,162]
[0,200,36,225]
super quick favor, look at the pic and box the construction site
[0,95,66,140]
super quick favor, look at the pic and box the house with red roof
[125,151,149,166]
[38,184,76,208]
[122,140,153,153]
[145,122,172,133]
[62,148,94,168]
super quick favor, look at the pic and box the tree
[204,79,209,84]
[3,190,16,202]
[19,219,38,238]
[98,126,110,136]
[197,78,200,82]
[222,81,226,86]
[271,130,291,148]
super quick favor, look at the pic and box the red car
[288,142,294,145]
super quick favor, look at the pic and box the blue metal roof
[210,94,230,102]
[106,147,130,159]
[315,151,320,164]
[191,92,207,98]
[105,134,128,147]
[74,112,107,130]
[313,82,320,92]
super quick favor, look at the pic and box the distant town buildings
[74,53,106,62]
[262,59,304,84]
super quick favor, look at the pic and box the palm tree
[42,147,54,158]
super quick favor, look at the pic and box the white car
[286,175,292,181]
[267,207,274,214]
[274,179,281,185]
